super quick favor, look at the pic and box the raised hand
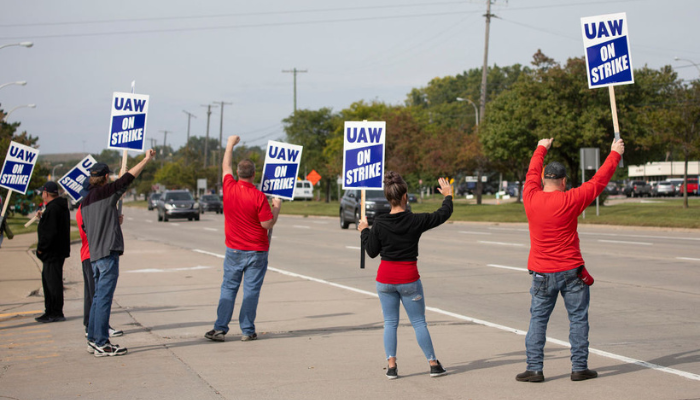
[436,177,452,197]
[537,138,554,150]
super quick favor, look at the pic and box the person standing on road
[34,181,71,323]
[205,135,282,343]
[75,203,124,338]
[82,150,155,357]
[359,172,453,379]
[516,137,625,383]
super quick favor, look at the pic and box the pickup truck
[623,180,652,197]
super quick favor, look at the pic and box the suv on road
[339,189,411,229]
[157,190,199,222]
[198,194,223,214]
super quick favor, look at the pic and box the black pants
[82,259,95,327]
[41,258,65,317]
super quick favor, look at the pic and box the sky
[1,0,699,156]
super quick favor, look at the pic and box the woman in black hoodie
[359,171,453,379]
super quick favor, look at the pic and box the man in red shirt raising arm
[205,135,282,342]
[516,137,625,383]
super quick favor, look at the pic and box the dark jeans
[41,258,65,317]
[525,268,590,372]
[82,259,95,328]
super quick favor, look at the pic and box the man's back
[222,175,273,252]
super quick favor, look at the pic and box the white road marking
[598,239,652,246]
[488,227,529,232]
[127,217,134,221]
[580,232,700,242]
[487,264,528,272]
[170,223,180,226]
[459,231,491,235]
[478,241,525,247]
[677,257,700,261]
[345,246,362,250]
[192,248,700,382]
[293,225,311,229]
[203,227,218,232]
[145,220,153,223]
[126,266,212,273]
[312,221,328,224]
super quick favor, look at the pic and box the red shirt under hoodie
[523,145,621,273]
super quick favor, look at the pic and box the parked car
[147,193,161,210]
[623,180,651,197]
[652,181,675,197]
[457,181,495,196]
[294,180,313,201]
[199,194,223,214]
[339,189,410,229]
[157,190,199,222]
[407,193,418,203]
[506,183,520,197]
[605,182,620,195]
[679,177,699,195]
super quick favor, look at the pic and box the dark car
[199,194,223,214]
[457,182,495,196]
[605,182,619,195]
[148,193,161,210]
[157,190,199,222]
[339,189,411,229]
[623,181,651,197]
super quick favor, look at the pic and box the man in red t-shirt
[516,137,624,383]
[205,135,282,342]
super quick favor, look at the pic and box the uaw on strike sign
[108,92,149,151]
[0,141,39,194]
[581,12,634,89]
[260,141,303,200]
[58,155,97,202]
[343,121,386,190]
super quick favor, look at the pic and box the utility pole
[201,104,218,168]
[214,101,232,187]
[477,0,495,206]
[159,130,171,159]
[182,110,197,157]
[148,138,157,149]
[282,68,308,113]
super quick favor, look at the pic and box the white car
[294,180,313,201]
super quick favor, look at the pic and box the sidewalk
[1,235,698,399]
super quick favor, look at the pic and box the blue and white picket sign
[260,140,303,201]
[581,12,634,89]
[0,141,40,194]
[342,121,386,190]
[108,92,149,152]
[58,155,97,202]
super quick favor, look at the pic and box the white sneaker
[109,328,124,337]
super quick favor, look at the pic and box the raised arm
[222,135,240,182]
[127,149,156,179]
[523,138,553,202]
[569,138,625,214]
[415,177,453,232]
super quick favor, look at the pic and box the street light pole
[0,81,27,91]
[51,164,63,181]
[674,57,700,75]
[0,42,33,51]
[456,97,479,126]
[182,110,197,157]
[3,104,36,122]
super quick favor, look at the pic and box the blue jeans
[376,280,437,361]
[214,248,268,335]
[87,253,120,346]
[525,268,590,372]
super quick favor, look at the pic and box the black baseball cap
[90,162,112,177]
[544,162,567,179]
[40,181,59,195]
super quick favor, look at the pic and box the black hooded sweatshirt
[361,196,453,261]
[37,196,71,261]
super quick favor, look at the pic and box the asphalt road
[123,204,700,378]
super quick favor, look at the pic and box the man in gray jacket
[81,149,155,357]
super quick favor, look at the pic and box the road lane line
[677,257,700,261]
[478,241,525,247]
[598,239,652,246]
[127,217,134,221]
[312,221,328,224]
[0,310,43,319]
[581,232,700,241]
[487,264,528,272]
[293,225,311,229]
[345,246,361,250]
[459,231,491,235]
[488,227,529,232]
[145,220,153,223]
[126,266,212,273]
[203,227,218,232]
[191,249,700,382]
[170,223,180,226]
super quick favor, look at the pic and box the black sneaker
[35,314,50,323]
[516,370,545,382]
[241,333,257,342]
[93,342,127,357]
[429,360,448,377]
[205,329,225,342]
[386,364,398,380]
[50,315,66,322]
[571,369,598,381]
